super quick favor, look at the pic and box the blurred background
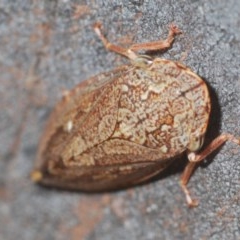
[1,0,240,239]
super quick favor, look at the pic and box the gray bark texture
[1,0,240,239]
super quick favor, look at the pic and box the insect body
[31,23,240,207]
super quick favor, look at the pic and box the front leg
[180,133,240,207]
[93,22,181,62]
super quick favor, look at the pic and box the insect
[31,22,240,207]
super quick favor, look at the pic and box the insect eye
[188,135,205,152]
[131,55,153,68]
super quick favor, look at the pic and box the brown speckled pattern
[33,59,210,191]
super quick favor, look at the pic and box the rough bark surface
[1,1,240,240]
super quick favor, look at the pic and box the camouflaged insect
[31,23,240,207]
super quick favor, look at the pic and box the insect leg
[130,24,182,52]
[181,133,240,207]
[94,22,138,60]
[93,22,181,61]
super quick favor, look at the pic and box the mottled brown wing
[35,157,173,192]
[34,66,129,170]
[33,59,210,192]
[34,62,179,190]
